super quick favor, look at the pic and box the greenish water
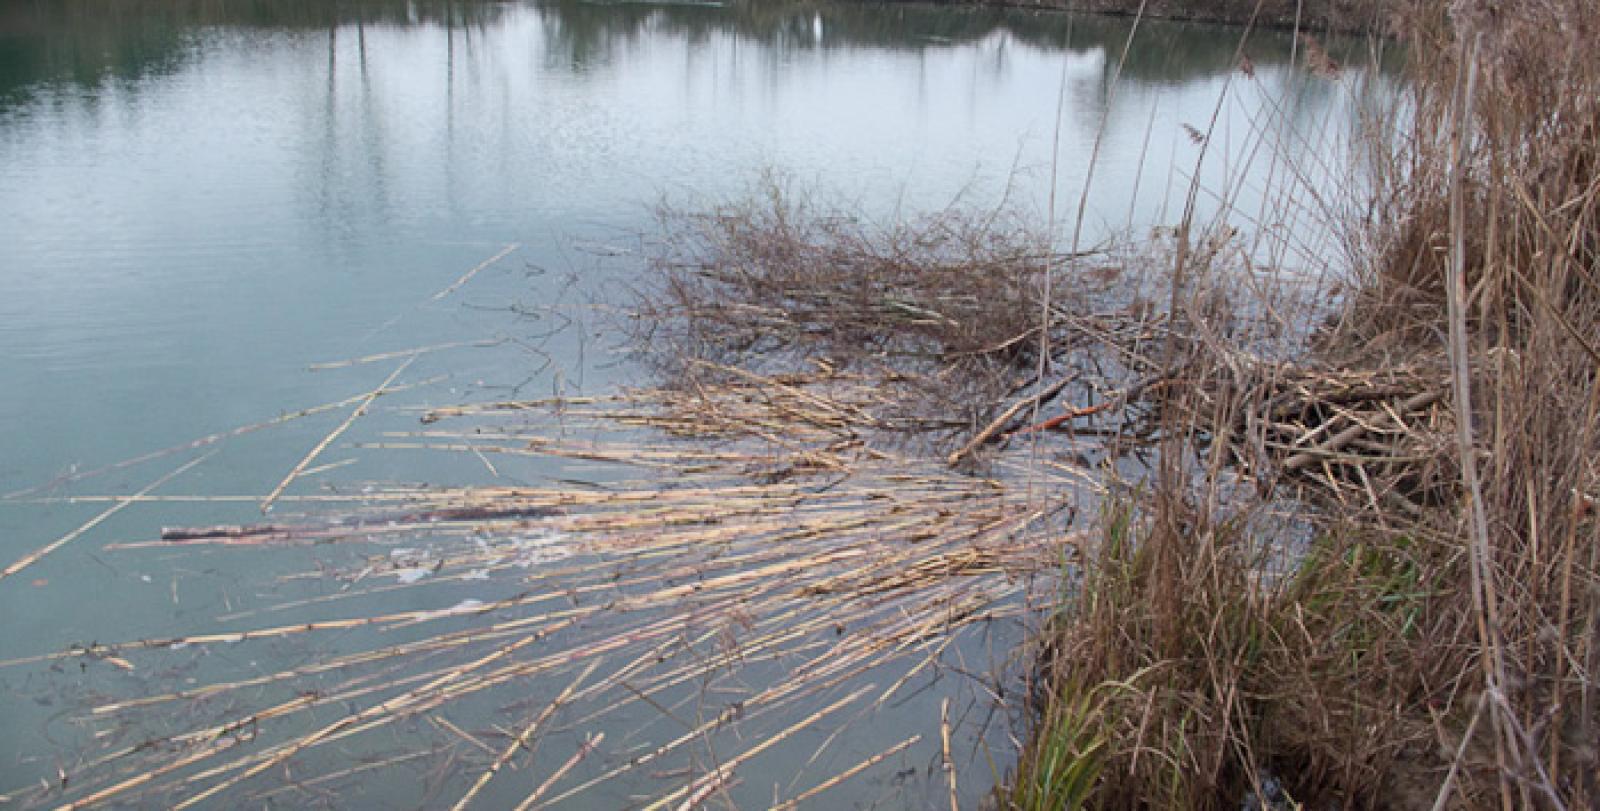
[0,1,1378,806]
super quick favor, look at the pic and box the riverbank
[1010,0,1600,807]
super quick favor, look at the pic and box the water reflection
[0,1,490,104]
[1,0,1389,255]
[1,0,1372,109]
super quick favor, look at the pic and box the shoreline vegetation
[1000,0,1600,808]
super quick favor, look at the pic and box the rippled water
[0,2,1380,806]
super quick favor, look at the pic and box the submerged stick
[0,452,212,585]
[767,735,920,811]
[515,733,605,811]
[261,358,414,513]
[941,697,958,811]
[249,750,432,802]
[947,376,1074,466]
[639,685,875,811]
[0,380,437,501]
[452,659,602,811]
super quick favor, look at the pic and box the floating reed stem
[260,357,414,513]
[0,452,212,584]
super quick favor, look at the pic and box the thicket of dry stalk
[637,181,1057,370]
[1015,1,1600,809]
[1010,228,1462,809]
[1334,0,1599,805]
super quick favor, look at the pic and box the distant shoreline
[875,0,1387,34]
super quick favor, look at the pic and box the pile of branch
[1171,352,1457,509]
[632,183,1168,448]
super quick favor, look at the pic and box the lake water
[0,2,1377,807]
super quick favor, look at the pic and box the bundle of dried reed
[2,370,1082,810]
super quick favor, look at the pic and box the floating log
[160,524,293,542]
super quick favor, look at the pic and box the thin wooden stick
[1430,691,1488,811]
[308,339,503,370]
[433,715,496,757]
[432,244,520,301]
[515,733,604,811]
[0,381,434,501]
[261,358,414,513]
[249,750,431,802]
[673,771,733,811]
[0,452,212,584]
[941,698,958,811]
[1008,399,1118,437]
[639,685,875,811]
[947,376,1073,466]
[452,659,601,811]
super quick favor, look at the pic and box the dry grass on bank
[1013,1,1600,809]
[1339,1,1600,803]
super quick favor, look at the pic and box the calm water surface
[0,1,1374,805]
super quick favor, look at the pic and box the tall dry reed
[1016,0,1598,808]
